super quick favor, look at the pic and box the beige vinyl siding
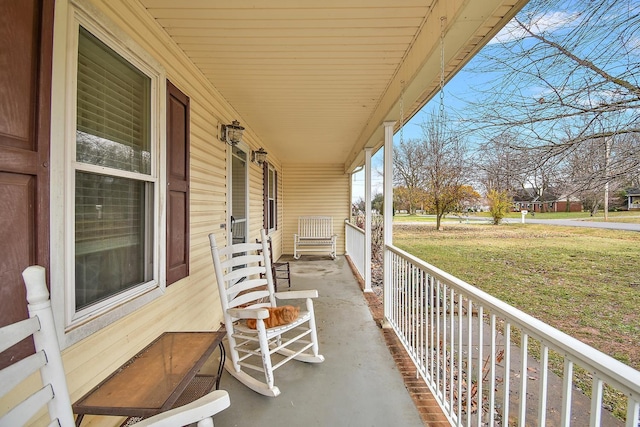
[40,1,276,425]
[282,164,350,256]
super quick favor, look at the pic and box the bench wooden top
[73,331,224,418]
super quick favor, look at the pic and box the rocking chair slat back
[223,265,266,284]
[229,292,272,311]
[219,254,264,270]
[209,229,324,397]
[225,278,268,298]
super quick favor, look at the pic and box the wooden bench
[294,216,337,259]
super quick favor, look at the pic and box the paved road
[503,217,640,231]
[441,215,640,231]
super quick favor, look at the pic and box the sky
[351,57,480,202]
[351,0,640,203]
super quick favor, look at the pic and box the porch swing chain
[400,79,405,145]
[439,16,447,121]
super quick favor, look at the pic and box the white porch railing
[345,220,365,279]
[384,243,640,427]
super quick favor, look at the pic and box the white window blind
[74,26,153,310]
[76,26,150,174]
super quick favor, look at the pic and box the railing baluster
[560,359,573,427]
[390,253,394,325]
[625,397,639,427]
[477,306,484,427]
[414,266,419,366]
[403,258,407,343]
[519,333,529,427]
[466,299,473,427]
[404,259,409,345]
[538,345,549,427]
[489,314,497,426]
[436,279,442,398]
[589,376,603,427]
[422,269,427,376]
[430,275,435,381]
[417,268,423,375]
[503,322,511,427]
[399,257,404,341]
[449,287,455,414]
[443,283,448,402]
[458,293,463,421]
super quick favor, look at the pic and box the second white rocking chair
[209,229,324,397]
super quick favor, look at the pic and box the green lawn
[392,210,640,222]
[393,222,640,419]
[393,223,640,369]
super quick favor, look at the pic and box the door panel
[0,0,53,368]
[0,1,37,148]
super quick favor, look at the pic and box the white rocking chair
[209,229,324,397]
[0,266,230,427]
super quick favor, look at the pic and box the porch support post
[382,121,395,326]
[364,147,373,293]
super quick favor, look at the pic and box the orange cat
[246,305,300,329]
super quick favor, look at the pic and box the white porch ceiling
[141,0,528,171]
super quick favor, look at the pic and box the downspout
[382,121,395,327]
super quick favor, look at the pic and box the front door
[0,0,53,367]
[228,145,248,245]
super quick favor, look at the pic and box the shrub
[487,189,512,225]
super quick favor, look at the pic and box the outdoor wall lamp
[220,120,245,146]
[252,147,268,165]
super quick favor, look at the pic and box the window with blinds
[267,166,277,230]
[74,26,154,311]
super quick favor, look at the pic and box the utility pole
[604,137,611,221]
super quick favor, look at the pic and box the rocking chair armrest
[274,290,319,300]
[227,307,270,319]
[132,390,230,427]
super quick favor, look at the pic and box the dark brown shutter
[263,161,269,230]
[274,170,278,230]
[0,0,53,369]
[166,81,190,285]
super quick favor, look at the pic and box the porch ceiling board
[140,0,528,168]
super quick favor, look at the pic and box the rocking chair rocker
[209,229,324,397]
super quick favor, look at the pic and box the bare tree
[420,111,470,230]
[474,133,521,195]
[563,132,638,214]
[463,0,640,190]
[393,138,428,214]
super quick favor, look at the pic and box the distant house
[513,188,583,213]
[627,188,640,210]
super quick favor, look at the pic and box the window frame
[59,1,167,343]
[263,162,277,232]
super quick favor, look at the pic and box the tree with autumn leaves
[394,111,480,230]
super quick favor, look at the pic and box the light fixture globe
[252,147,268,165]
[220,120,245,146]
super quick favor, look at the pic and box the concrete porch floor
[211,255,435,427]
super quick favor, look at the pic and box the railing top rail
[386,243,640,395]
[344,221,365,234]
